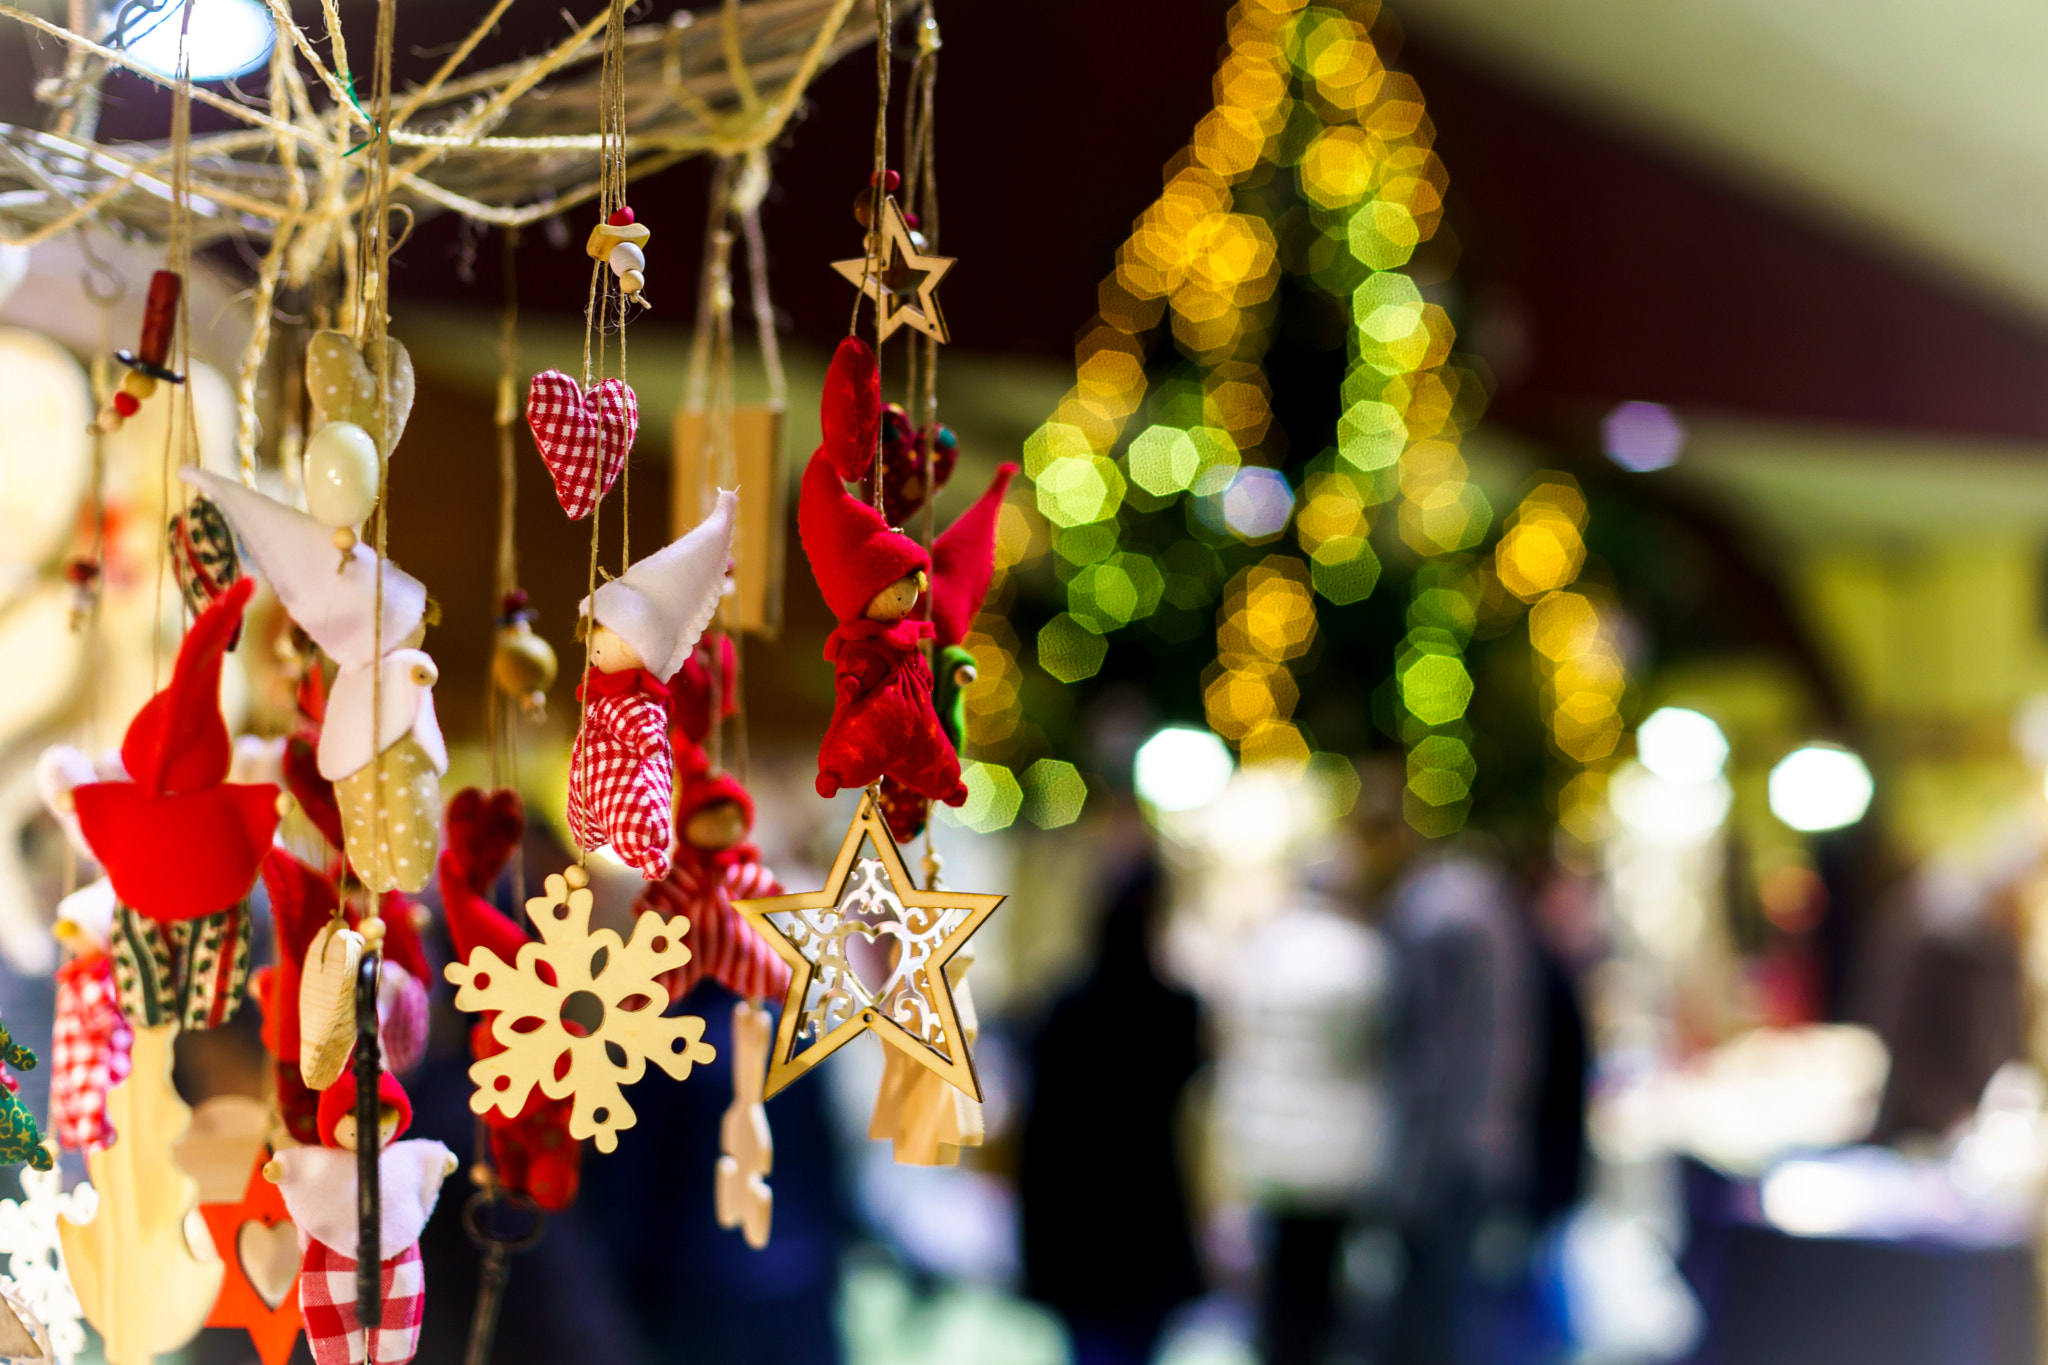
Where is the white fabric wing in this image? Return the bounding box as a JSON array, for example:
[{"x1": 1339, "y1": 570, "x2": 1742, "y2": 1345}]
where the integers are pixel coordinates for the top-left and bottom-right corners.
[
  {"x1": 272, "y1": 1140, "x2": 455, "y2": 1259},
  {"x1": 584, "y1": 488, "x2": 737, "y2": 680},
  {"x1": 182, "y1": 469, "x2": 426, "y2": 669},
  {"x1": 34, "y1": 745, "x2": 120, "y2": 858},
  {"x1": 317, "y1": 651, "x2": 445, "y2": 781}
]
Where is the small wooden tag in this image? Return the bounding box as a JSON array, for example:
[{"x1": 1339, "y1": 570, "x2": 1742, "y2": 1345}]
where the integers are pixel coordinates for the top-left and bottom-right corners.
[{"x1": 673, "y1": 406, "x2": 785, "y2": 638}]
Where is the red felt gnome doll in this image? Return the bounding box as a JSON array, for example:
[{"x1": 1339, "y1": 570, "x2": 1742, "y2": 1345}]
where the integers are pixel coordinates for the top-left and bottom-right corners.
[
  {"x1": 634, "y1": 746, "x2": 789, "y2": 1007},
  {"x1": 800, "y1": 338, "x2": 969, "y2": 808},
  {"x1": 568, "y1": 489, "x2": 737, "y2": 879},
  {"x1": 265, "y1": 1069, "x2": 455, "y2": 1365}
]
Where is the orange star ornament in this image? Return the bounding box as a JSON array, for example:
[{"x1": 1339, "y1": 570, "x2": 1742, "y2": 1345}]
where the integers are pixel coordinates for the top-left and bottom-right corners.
[{"x1": 199, "y1": 1152, "x2": 303, "y2": 1365}]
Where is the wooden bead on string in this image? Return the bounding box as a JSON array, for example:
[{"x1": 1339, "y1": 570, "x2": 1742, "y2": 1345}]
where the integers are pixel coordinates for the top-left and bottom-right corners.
[{"x1": 587, "y1": 207, "x2": 651, "y2": 296}]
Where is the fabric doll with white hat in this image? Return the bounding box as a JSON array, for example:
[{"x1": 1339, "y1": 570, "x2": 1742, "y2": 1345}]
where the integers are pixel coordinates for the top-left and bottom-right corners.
[
  {"x1": 33, "y1": 746, "x2": 133, "y2": 1153},
  {"x1": 567, "y1": 488, "x2": 737, "y2": 880},
  {"x1": 181, "y1": 469, "x2": 447, "y2": 895}
]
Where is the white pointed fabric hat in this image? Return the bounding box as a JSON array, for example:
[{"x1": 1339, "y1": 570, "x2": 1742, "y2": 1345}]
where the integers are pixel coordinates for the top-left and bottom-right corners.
[
  {"x1": 181, "y1": 468, "x2": 426, "y2": 669},
  {"x1": 582, "y1": 488, "x2": 737, "y2": 681}
]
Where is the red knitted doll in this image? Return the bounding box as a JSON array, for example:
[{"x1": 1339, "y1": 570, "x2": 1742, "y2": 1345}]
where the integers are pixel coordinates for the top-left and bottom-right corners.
[
  {"x1": 438, "y1": 787, "x2": 582, "y2": 1211},
  {"x1": 567, "y1": 490, "x2": 736, "y2": 880},
  {"x1": 633, "y1": 744, "x2": 789, "y2": 1007},
  {"x1": 800, "y1": 338, "x2": 968, "y2": 808},
  {"x1": 265, "y1": 1071, "x2": 454, "y2": 1365}
]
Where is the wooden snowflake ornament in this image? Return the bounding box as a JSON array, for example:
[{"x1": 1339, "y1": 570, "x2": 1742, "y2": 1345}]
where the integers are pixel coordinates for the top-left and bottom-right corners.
[
  {"x1": 737, "y1": 792, "x2": 1002, "y2": 1102},
  {"x1": 444, "y1": 865, "x2": 717, "y2": 1152}
]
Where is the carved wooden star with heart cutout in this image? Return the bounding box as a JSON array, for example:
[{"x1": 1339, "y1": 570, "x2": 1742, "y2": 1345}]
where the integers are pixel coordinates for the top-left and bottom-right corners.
[
  {"x1": 831, "y1": 195, "x2": 956, "y2": 344},
  {"x1": 198, "y1": 1152, "x2": 303, "y2": 1365},
  {"x1": 737, "y1": 791, "x2": 1001, "y2": 1101}
]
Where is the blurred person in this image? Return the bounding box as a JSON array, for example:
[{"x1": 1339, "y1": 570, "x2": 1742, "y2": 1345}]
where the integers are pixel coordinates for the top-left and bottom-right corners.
[
  {"x1": 1855, "y1": 856, "x2": 2025, "y2": 1145},
  {"x1": 1213, "y1": 835, "x2": 1396, "y2": 1365},
  {"x1": 1021, "y1": 859, "x2": 1205, "y2": 1365},
  {"x1": 1381, "y1": 842, "x2": 1540, "y2": 1365}
]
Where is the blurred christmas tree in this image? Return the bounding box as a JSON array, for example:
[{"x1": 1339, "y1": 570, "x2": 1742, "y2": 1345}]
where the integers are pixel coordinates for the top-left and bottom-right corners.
[{"x1": 962, "y1": 0, "x2": 1631, "y2": 846}]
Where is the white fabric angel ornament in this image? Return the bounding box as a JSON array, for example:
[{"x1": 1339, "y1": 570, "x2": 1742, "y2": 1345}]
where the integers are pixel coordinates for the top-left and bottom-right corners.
[
  {"x1": 568, "y1": 489, "x2": 736, "y2": 881},
  {"x1": 264, "y1": 1068, "x2": 454, "y2": 1365},
  {"x1": 183, "y1": 470, "x2": 447, "y2": 894}
]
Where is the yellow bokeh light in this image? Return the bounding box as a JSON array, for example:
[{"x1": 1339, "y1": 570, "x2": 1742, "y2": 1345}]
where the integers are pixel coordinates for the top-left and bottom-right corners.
[
  {"x1": 993, "y1": 501, "x2": 1046, "y2": 573},
  {"x1": 1529, "y1": 591, "x2": 1599, "y2": 661},
  {"x1": 1035, "y1": 454, "x2": 1126, "y2": 528},
  {"x1": 1219, "y1": 557, "x2": 1318, "y2": 663},
  {"x1": 1301, "y1": 126, "x2": 1375, "y2": 208},
  {"x1": 1338, "y1": 399, "x2": 1406, "y2": 470},
  {"x1": 1202, "y1": 658, "x2": 1299, "y2": 741},
  {"x1": 942, "y1": 760, "x2": 1023, "y2": 834},
  {"x1": 1496, "y1": 519, "x2": 1585, "y2": 601},
  {"x1": 1295, "y1": 470, "x2": 1372, "y2": 557},
  {"x1": 1240, "y1": 718, "x2": 1312, "y2": 772}
]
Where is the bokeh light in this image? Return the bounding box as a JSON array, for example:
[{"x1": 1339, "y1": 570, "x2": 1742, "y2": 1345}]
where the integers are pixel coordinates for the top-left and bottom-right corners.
[
  {"x1": 1038, "y1": 613, "x2": 1108, "y2": 683},
  {"x1": 1603, "y1": 401, "x2": 1686, "y2": 472},
  {"x1": 1135, "y1": 727, "x2": 1235, "y2": 812},
  {"x1": 1636, "y1": 707, "x2": 1730, "y2": 785},
  {"x1": 1768, "y1": 745, "x2": 1875, "y2": 832},
  {"x1": 1021, "y1": 758, "x2": 1088, "y2": 829}
]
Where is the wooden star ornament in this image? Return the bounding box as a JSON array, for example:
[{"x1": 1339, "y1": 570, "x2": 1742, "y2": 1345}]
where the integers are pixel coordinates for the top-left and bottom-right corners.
[
  {"x1": 737, "y1": 791, "x2": 1002, "y2": 1101},
  {"x1": 831, "y1": 196, "x2": 955, "y2": 344},
  {"x1": 198, "y1": 1152, "x2": 303, "y2": 1365}
]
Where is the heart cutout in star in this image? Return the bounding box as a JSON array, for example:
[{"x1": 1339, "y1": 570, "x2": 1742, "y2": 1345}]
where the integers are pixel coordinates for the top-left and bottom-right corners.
[
  {"x1": 839, "y1": 903, "x2": 912, "y2": 1006},
  {"x1": 237, "y1": 1218, "x2": 299, "y2": 1310},
  {"x1": 526, "y1": 371, "x2": 638, "y2": 520}
]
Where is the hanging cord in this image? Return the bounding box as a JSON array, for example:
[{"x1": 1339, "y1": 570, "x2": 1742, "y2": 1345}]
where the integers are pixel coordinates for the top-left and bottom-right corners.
[
  {"x1": 852, "y1": 0, "x2": 893, "y2": 514},
  {"x1": 149, "y1": 0, "x2": 196, "y2": 691},
  {"x1": 487, "y1": 227, "x2": 521, "y2": 790},
  {"x1": 571, "y1": 0, "x2": 631, "y2": 871}
]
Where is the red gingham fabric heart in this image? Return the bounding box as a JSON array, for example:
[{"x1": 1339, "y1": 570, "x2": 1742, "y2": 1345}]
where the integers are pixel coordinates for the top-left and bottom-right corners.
[{"x1": 526, "y1": 371, "x2": 637, "y2": 519}]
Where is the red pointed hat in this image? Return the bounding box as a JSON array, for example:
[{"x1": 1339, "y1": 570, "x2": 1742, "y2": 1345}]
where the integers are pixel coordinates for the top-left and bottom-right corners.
[
  {"x1": 318, "y1": 1066, "x2": 412, "y2": 1147},
  {"x1": 673, "y1": 740, "x2": 754, "y2": 831},
  {"x1": 930, "y1": 462, "x2": 1019, "y2": 649},
  {"x1": 73, "y1": 577, "x2": 281, "y2": 922},
  {"x1": 800, "y1": 338, "x2": 930, "y2": 622}
]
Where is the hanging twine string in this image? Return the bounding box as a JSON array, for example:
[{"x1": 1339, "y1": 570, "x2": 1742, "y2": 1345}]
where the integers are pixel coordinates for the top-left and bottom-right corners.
[
  {"x1": 907, "y1": 5, "x2": 943, "y2": 875},
  {"x1": 488, "y1": 226, "x2": 521, "y2": 790},
  {"x1": 572, "y1": 0, "x2": 633, "y2": 871},
  {"x1": 852, "y1": 0, "x2": 892, "y2": 514}
]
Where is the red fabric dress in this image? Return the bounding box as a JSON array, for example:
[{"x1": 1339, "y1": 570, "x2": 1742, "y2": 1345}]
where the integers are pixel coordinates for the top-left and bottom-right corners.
[
  {"x1": 816, "y1": 618, "x2": 968, "y2": 805},
  {"x1": 51, "y1": 953, "x2": 131, "y2": 1152},
  {"x1": 567, "y1": 668, "x2": 674, "y2": 880},
  {"x1": 636, "y1": 846, "x2": 789, "y2": 1005}
]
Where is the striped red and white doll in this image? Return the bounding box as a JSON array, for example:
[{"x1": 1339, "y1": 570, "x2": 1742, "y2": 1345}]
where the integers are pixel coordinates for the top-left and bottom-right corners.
[
  {"x1": 633, "y1": 744, "x2": 789, "y2": 1008},
  {"x1": 567, "y1": 490, "x2": 737, "y2": 880},
  {"x1": 265, "y1": 1070, "x2": 455, "y2": 1365}
]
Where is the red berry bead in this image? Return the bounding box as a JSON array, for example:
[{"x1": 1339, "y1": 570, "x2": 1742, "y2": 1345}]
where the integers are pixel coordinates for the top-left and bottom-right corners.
[
  {"x1": 112, "y1": 391, "x2": 140, "y2": 417},
  {"x1": 869, "y1": 169, "x2": 901, "y2": 192},
  {"x1": 608, "y1": 206, "x2": 636, "y2": 227},
  {"x1": 64, "y1": 557, "x2": 100, "y2": 588}
]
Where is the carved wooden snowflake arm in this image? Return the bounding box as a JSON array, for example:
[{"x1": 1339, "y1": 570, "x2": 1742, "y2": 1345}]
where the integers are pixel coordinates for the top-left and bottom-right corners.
[{"x1": 443, "y1": 867, "x2": 717, "y2": 1153}]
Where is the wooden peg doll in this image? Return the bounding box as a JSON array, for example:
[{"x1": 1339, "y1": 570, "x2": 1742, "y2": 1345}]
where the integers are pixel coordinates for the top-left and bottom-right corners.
[
  {"x1": 567, "y1": 490, "x2": 736, "y2": 880},
  {"x1": 264, "y1": 1070, "x2": 455, "y2": 1365},
  {"x1": 798, "y1": 338, "x2": 968, "y2": 809}
]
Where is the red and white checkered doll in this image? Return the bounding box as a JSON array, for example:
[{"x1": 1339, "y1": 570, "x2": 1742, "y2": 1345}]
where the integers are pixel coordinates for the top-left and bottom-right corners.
[
  {"x1": 265, "y1": 1069, "x2": 454, "y2": 1365},
  {"x1": 50, "y1": 879, "x2": 132, "y2": 1154},
  {"x1": 633, "y1": 743, "x2": 790, "y2": 1007},
  {"x1": 34, "y1": 745, "x2": 134, "y2": 1153},
  {"x1": 567, "y1": 488, "x2": 736, "y2": 880}
]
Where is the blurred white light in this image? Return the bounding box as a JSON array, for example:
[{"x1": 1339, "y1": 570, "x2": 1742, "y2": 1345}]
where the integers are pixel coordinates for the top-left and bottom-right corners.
[
  {"x1": 1134, "y1": 727, "x2": 1234, "y2": 813},
  {"x1": 1636, "y1": 706, "x2": 1729, "y2": 785},
  {"x1": 1768, "y1": 744, "x2": 1873, "y2": 832},
  {"x1": 1761, "y1": 1159, "x2": 1869, "y2": 1237},
  {"x1": 1609, "y1": 761, "x2": 1731, "y2": 846},
  {"x1": 1602, "y1": 401, "x2": 1685, "y2": 472},
  {"x1": 122, "y1": 0, "x2": 276, "y2": 81},
  {"x1": 1219, "y1": 467, "x2": 1294, "y2": 542}
]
